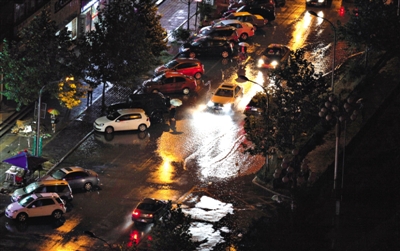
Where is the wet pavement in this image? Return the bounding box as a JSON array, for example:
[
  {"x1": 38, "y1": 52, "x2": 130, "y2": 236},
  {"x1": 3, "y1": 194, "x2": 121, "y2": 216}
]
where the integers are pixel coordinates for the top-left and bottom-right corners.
[{"x1": 0, "y1": 1, "x2": 399, "y2": 250}]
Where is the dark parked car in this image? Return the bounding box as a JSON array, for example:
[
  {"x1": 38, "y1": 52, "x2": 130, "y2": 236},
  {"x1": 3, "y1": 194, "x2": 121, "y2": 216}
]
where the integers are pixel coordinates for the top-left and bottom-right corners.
[
  {"x1": 132, "y1": 198, "x2": 169, "y2": 224},
  {"x1": 41, "y1": 166, "x2": 100, "y2": 191},
  {"x1": 179, "y1": 37, "x2": 234, "y2": 59},
  {"x1": 106, "y1": 93, "x2": 169, "y2": 124},
  {"x1": 193, "y1": 25, "x2": 239, "y2": 43},
  {"x1": 244, "y1": 93, "x2": 268, "y2": 116}
]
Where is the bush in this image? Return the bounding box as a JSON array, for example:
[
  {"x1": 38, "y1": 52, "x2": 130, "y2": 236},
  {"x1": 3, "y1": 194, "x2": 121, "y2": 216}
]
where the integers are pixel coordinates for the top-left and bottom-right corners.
[{"x1": 171, "y1": 28, "x2": 191, "y2": 42}]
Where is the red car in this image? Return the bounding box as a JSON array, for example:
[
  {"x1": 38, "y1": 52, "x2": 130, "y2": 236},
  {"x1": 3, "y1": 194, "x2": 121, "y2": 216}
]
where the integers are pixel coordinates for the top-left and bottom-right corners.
[
  {"x1": 143, "y1": 72, "x2": 198, "y2": 95},
  {"x1": 154, "y1": 58, "x2": 204, "y2": 79}
]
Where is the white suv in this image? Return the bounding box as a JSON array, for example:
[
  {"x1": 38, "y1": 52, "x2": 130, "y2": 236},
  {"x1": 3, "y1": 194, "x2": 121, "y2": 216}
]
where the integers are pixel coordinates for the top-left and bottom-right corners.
[
  {"x1": 5, "y1": 193, "x2": 67, "y2": 222},
  {"x1": 94, "y1": 108, "x2": 151, "y2": 134}
]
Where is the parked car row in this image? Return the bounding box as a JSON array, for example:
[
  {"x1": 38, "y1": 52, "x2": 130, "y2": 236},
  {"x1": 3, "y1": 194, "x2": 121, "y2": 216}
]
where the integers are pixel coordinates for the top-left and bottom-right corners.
[{"x1": 6, "y1": 166, "x2": 100, "y2": 222}]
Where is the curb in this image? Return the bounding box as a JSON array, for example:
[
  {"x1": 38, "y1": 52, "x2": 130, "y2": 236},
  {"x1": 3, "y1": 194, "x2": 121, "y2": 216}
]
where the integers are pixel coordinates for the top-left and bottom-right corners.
[{"x1": 251, "y1": 176, "x2": 291, "y2": 200}]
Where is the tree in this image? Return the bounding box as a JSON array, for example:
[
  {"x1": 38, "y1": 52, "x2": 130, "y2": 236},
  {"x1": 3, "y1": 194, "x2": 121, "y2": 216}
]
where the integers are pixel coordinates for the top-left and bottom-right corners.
[
  {"x1": 80, "y1": 0, "x2": 168, "y2": 108},
  {"x1": 338, "y1": 0, "x2": 400, "y2": 66},
  {"x1": 242, "y1": 49, "x2": 329, "y2": 180},
  {"x1": 151, "y1": 202, "x2": 200, "y2": 251},
  {"x1": 0, "y1": 10, "x2": 83, "y2": 110}
]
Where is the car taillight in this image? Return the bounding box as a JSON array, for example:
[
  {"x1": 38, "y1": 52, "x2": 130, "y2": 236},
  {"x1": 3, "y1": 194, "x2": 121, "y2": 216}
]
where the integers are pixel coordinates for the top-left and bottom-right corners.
[
  {"x1": 132, "y1": 210, "x2": 140, "y2": 216},
  {"x1": 339, "y1": 6, "x2": 345, "y2": 17}
]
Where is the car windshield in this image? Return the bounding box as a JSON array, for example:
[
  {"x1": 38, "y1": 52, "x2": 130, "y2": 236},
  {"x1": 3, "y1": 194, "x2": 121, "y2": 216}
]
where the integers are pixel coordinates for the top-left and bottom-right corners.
[
  {"x1": 264, "y1": 48, "x2": 282, "y2": 58},
  {"x1": 213, "y1": 22, "x2": 227, "y2": 28},
  {"x1": 24, "y1": 182, "x2": 39, "y2": 193},
  {"x1": 51, "y1": 169, "x2": 67, "y2": 180},
  {"x1": 215, "y1": 89, "x2": 234, "y2": 97},
  {"x1": 152, "y1": 74, "x2": 164, "y2": 82},
  {"x1": 200, "y1": 28, "x2": 212, "y2": 36},
  {"x1": 19, "y1": 196, "x2": 35, "y2": 207},
  {"x1": 164, "y1": 60, "x2": 179, "y2": 68},
  {"x1": 106, "y1": 111, "x2": 121, "y2": 120}
]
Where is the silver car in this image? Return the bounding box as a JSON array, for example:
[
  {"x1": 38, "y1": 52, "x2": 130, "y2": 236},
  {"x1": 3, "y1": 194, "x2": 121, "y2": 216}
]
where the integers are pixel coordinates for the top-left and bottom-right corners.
[{"x1": 41, "y1": 166, "x2": 100, "y2": 191}]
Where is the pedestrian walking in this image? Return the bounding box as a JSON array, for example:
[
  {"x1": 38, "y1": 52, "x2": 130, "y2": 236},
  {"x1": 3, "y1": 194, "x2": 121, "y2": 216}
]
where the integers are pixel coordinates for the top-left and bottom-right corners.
[
  {"x1": 50, "y1": 114, "x2": 58, "y2": 133},
  {"x1": 87, "y1": 85, "x2": 93, "y2": 106}
]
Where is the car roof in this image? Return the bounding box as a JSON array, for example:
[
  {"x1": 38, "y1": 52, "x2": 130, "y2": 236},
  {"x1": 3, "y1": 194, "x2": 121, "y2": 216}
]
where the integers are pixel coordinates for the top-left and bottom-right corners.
[
  {"x1": 230, "y1": 11, "x2": 253, "y2": 17},
  {"x1": 116, "y1": 108, "x2": 147, "y2": 114},
  {"x1": 217, "y1": 83, "x2": 239, "y2": 90},
  {"x1": 196, "y1": 36, "x2": 230, "y2": 42},
  {"x1": 141, "y1": 198, "x2": 164, "y2": 204},
  {"x1": 129, "y1": 92, "x2": 166, "y2": 100},
  {"x1": 61, "y1": 166, "x2": 85, "y2": 174},
  {"x1": 208, "y1": 25, "x2": 237, "y2": 31},
  {"x1": 173, "y1": 58, "x2": 201, "y2": 63},
  {"x1": 218, "y1": 19, "x2": 244, "y2": 25},
  {"x1": 163, "y1": 71, "x2": 192, "y2": 78},
  {"x1": 31, "y1": 192, "x2": 60, "y2": 199},
  {"x1": 34, "y1": 180, "x2": 69, "y2": 186},
  {"x1": 267, "y1": 43, "x2": 288, "y2": 49}
]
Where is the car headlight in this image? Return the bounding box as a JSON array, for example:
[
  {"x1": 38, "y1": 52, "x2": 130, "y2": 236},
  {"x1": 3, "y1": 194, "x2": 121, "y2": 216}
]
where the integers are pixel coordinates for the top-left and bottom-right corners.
[
  {"x1": 207, "y1": 101, "x2": 214, "y2": 107},
  {"x1": 257, "y1": 58, "x2": 264, "y2": 68},
  {"x1": 271, "y1": 60, "x2": 278, "y2": 68},
  {"x1": 222, "y1": 104, "x2": 232, "y2": 112},
  {"x1": 97, "y1": 123, "x2": 104, "y2": 127}
]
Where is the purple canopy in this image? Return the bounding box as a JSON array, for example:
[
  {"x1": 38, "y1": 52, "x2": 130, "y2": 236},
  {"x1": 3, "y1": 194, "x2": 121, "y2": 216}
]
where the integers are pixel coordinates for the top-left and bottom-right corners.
[{"x1": 2, "y1": 151, "x2": 48, "y2": 170}]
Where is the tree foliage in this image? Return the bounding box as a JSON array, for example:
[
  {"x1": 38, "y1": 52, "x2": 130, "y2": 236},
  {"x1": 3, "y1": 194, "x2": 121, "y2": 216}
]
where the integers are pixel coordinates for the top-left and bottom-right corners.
[
  {"x1": 151, "y1": 202, "x2": 200, "y2": 251},
  {"x1": 0, "y1": 10, "x2": 82, "y2": 110},
  {"x1": 243, "y1": 49, "x2": 329, "y2": 158},
  {"x1": 338, "y1": 0, "x2": 400, "y2": 54},
  {"x1": 80, "y1": 0, "x2": 168, "y2": 107}
]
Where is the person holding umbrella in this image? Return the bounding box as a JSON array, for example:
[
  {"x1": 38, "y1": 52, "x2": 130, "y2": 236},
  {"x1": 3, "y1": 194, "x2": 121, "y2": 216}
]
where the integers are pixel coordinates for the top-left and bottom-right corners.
[
  {"x1": 48, "y1": 108, "x2": 60, "y2": 133},
  {"x1": 169, "y1": 99, "x2": 182, "y2": 131}
]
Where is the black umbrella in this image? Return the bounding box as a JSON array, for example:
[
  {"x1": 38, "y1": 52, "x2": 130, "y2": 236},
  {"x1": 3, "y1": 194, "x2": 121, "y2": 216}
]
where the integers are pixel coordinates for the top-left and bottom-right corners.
[{"x1": 2, "y1": 151, "x2": 48, "y2": 171}]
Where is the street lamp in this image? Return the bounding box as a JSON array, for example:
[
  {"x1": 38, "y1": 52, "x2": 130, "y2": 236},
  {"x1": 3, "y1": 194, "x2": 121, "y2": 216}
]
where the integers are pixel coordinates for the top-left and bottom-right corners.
[
  {"x1": 239, "y1": 75, "x2": 271, "y2": 179},
  {"x1": 35, "y1": 79, "x2": 65, "y2": 157},
  {"x1": 308, "y1": 11, "x2": 336, "y2": 93},
  {"x1": 318, "y1": 95, "x2": 360, "y2": 215}
]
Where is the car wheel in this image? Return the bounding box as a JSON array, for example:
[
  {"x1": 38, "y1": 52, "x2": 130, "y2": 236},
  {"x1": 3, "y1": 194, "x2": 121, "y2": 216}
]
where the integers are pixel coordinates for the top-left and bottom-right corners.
[
  {"x1": 105, "y1": 126, "x2": 114, "y2": 134},
  {"x1": 183, "y1": 87, "x2": 190, "y2": 95},
  {"x1": 84, "y1": 182, "x2": 93, "y2": 191},
  {"x1": 138, "y1": 124, "x2": 147, "y2": 132},
  {"x1": 52, "y1": 210, "x2": 63, "y2": 220},
  {"x1": 194, "y1": 72, "x2": 202, "y2": 79},
  {"x1": 221, "y1": 50, "x2": 230, "y2": 58},
  {"x1": 17, "y1": 213, "x2": 28, "y2": 222},
  {"x1": 240, "y1": 33, "x2": 248, "y2": 41},
  {"x1": 189, "y1": 52, "x2": 196, "y2": 58}
]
